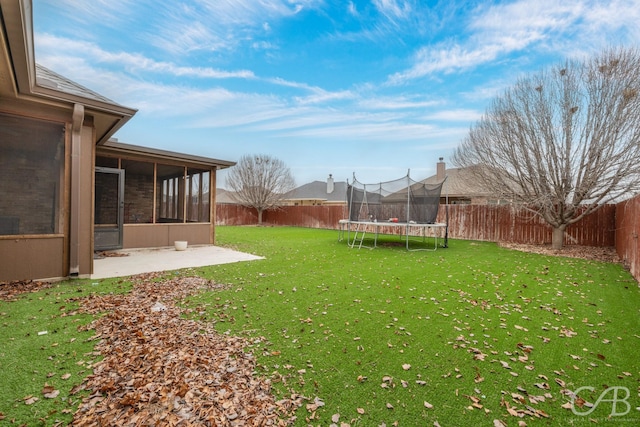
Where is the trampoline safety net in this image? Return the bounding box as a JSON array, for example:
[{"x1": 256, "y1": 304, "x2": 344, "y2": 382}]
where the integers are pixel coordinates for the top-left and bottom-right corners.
[{"x1": 347, "y1": 173, "x2": 445, "y2": 224}]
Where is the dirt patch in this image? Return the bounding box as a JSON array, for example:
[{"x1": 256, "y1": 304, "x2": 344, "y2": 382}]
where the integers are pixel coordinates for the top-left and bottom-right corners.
[{"x1": 498, "y1": 243, "x2": 621, "y2": 264}]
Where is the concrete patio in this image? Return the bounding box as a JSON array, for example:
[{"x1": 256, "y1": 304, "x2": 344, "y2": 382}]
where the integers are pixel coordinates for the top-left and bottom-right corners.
[{"x1": 91, "y1": 245, "x2": 264, "y2": 279}]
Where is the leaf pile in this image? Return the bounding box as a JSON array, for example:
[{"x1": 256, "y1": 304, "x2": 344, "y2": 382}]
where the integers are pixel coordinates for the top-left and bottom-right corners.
[
  {"x1": 498, "y1": 243, "x2": 621, "y2": 264},
  {"x1": 72, "y1": 274, "x2": 302, "y2": 426},
  {"x1": 0, "y1": 280, "x2": 53, "y2": 301}
]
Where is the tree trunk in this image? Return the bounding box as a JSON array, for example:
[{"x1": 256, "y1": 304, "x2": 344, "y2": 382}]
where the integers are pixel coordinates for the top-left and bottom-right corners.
[
  {"x1": 551, "y1": 225, "x2": 566, "y2": 249},
  {"x1": 257, "y1": 209, "x2": 263, "y2": 225}
]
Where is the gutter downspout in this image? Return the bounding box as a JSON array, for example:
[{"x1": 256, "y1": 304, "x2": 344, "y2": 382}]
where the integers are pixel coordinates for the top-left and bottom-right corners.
[{"x1": 69, "y1": 103, "x2": 84, "y2": 277}]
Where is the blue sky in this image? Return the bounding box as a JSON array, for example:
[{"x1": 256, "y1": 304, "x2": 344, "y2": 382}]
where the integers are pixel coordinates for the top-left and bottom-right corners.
[{"x1": 33, "y1": 0, "x2": 640, "y2": 187}]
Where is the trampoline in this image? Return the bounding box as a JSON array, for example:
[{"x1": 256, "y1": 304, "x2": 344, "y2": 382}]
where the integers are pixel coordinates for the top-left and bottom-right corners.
[{"x1": 339, "y1": 172, "x2": 448, "y2": 251}]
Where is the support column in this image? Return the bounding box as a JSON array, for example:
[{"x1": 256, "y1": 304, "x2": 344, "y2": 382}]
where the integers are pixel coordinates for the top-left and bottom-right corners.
[{"x1": 69, "y1": 104, "x2": 84, "y2": 276}]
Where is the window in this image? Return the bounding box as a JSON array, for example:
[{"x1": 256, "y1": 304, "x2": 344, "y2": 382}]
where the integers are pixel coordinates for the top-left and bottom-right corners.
[
  {"x1": 157, "y1": 166, "x2": 210, "y2": 223},
  {"x1": 157, "y1": 164, "x2": 184, "y2": 222},
  {"x1": 186, "y1": 169, "x2": 210, "y2": 222},
  {"x1": 0, "y1": 113, "x2": 65, "y2": 235}
]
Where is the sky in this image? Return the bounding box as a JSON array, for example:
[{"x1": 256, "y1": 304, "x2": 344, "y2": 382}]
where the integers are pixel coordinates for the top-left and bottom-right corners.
[{"x1": 32, "y1": 0, "x2": 640, "y2": 188}]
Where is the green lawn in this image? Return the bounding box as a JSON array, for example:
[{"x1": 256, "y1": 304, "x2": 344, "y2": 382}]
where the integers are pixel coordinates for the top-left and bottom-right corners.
[{"x1": 1, "y1": 226, "x2": 639, "y2": 426}]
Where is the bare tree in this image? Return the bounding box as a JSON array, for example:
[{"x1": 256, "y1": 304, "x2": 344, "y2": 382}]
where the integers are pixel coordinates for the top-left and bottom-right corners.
[
  {"x1": 453, "y1": 47, "x2": 640, "y2": 249},
  {"x1": 225, "y1": 154, "x2": 296, "y2": 224}
]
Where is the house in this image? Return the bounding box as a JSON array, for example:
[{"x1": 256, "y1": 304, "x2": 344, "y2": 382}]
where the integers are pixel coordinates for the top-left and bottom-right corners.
[
  {"x1": 0, "y1": 0, "x2": 234, "y2": 282},
  {"x1": 421, "y1": 158, "x2": 503, "y2": 204},
  {"x1": 283, "y1": 174, "x2": 348, "y2": 206}
]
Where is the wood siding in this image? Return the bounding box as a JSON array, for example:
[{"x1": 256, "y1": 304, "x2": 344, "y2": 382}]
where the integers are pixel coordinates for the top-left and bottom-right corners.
[
  {"x1": 0, "y1": 236, "x2": 65, "y2": 281},
  {"x1": 123, "y1": 223, "x2": 212, "y2": 249}
]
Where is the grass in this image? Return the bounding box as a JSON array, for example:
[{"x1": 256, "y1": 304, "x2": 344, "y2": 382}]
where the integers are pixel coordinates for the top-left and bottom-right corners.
[
  {"x1": 188, "y1": 226, "x2": 640, "y2": 426},
  {"x1": 0, "y1": 278, "x2": 132, "y2": 426},
  {"x1": 1, "y1": 226, "x2": 639, "y2": 426}
]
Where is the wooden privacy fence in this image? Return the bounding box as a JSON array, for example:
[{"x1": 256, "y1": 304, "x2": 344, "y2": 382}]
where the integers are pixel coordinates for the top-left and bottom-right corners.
[
  {"x1": 441, "y1": 204, "x2": 616, "y2": 247},
  {"x1": 216, "y1": 203, "x2": 616, "y2": 247},
  {"x1": 615, "y1": 197, "x2": 640, "y2": 281},
  {"x1": 216, "y1": 199, "x2": 639, "y2": 282}
]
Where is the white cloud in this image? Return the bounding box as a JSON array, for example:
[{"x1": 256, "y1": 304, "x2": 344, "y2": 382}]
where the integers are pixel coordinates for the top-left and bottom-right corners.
[
  {"x1": 149, "y1": 0, "x2": 325, "y2": 54},
  {"x1": 294, "y1": 89, "x2": 356, "y2": 105},
  {"x1": 424, "y1": 109, "x2": 482, "y2": 122},
  {"x1": 36, "y1": 34, "x2": 255, "y2": 79},
  {"x1": 359, "y1": 96, "x2": 439, "y2": 110},
  {"x1": 373, "y1": 0, "x2": 412, "y2": 21},
  {"x1": 388, "y1": 43, "x2": 504, "y2": 84},
  {"x1": 347, "y1": 2, "x2": 358, "y2": 17},
  {"x1": 37, "y1": 0, "x2": 139, "y2": 26},
  {"x1": 386, "y1": 0, "x2": 640, "y2": 85}
]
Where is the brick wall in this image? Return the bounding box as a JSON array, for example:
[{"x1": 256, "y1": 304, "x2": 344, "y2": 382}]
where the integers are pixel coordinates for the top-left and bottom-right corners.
[{"x1": 125, "y1": 172, "x2": 154, "y2": 223}]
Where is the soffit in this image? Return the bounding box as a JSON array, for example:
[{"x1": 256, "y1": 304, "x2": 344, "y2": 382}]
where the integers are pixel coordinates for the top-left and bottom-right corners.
[{"x1": 97, "y1": 140, "x2": 236, "y2": 170}]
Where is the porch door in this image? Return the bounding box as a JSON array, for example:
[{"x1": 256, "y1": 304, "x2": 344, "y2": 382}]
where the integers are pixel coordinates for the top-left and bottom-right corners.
[{"x1": 94, "y1": 167, "x2": 124, "y2": 251}]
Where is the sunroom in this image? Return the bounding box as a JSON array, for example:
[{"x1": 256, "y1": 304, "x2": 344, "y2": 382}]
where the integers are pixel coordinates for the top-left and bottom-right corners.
[{"x1": 94, "y1": 140, "x2": 234, "y2": 251}]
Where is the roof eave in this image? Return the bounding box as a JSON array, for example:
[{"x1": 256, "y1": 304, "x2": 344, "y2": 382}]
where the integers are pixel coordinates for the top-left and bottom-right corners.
[
  {"x1": 99, "y1": 140, "x2": 236, "y2": 169},
  {"x1": 1, "y1": 0, "x2": 34, "y2": 96},
  {"x1": 1, "y1": 0, "x2": 136, "y2": 142}
]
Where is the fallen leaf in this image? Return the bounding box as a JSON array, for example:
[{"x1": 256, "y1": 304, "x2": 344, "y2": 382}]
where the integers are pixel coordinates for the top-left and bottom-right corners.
[
  {"x1": 424, "y1": 401, "x2": 433, "y2": 409},
  {"x1": 356, "y1": 407, "x2": 365, "y2": 415},
  {"x1": 402, "y1": 363, "x2": 411, "y2": 370},
  {"x1": 386, "y1": 402, "x2": 394, "y2": 409},
  {"x1": 512, "y1": 393, "x2": 526, "y2": 403},
  {"x1": 43, "y1": 389, "x2": 60, "y2": 399},
  {"x1": 331, "y1": 413, "x2": 340, "y2": 423},
  {"x1": 24, "y1": 396, "x2": 38, "y2": 405}
]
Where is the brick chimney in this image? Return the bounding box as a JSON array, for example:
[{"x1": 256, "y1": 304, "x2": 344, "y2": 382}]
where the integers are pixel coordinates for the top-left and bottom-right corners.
[
  {"x1": 327, "y1": 174, "x2": 334, "y2": 194},
  {"x1": 436, "y1": 157, "x2": 446, "y2": 181}
]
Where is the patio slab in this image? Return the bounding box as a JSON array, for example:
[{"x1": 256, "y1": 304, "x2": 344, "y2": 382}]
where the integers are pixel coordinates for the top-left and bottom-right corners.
[{"x1": 91, "y1": 245, "x2": 264, "y2": 279}]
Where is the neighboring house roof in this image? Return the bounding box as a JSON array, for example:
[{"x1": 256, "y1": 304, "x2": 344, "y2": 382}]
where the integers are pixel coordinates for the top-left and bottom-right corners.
[
  {"x1": 216, "y1": 189, "x2": 236, "y2": 204},
  {"x1": 421, "y1": 164, "x2": 491, "y2": 199},
  {"x1": 285, "y1": 180, "x2": 348, "y2": 203}
]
